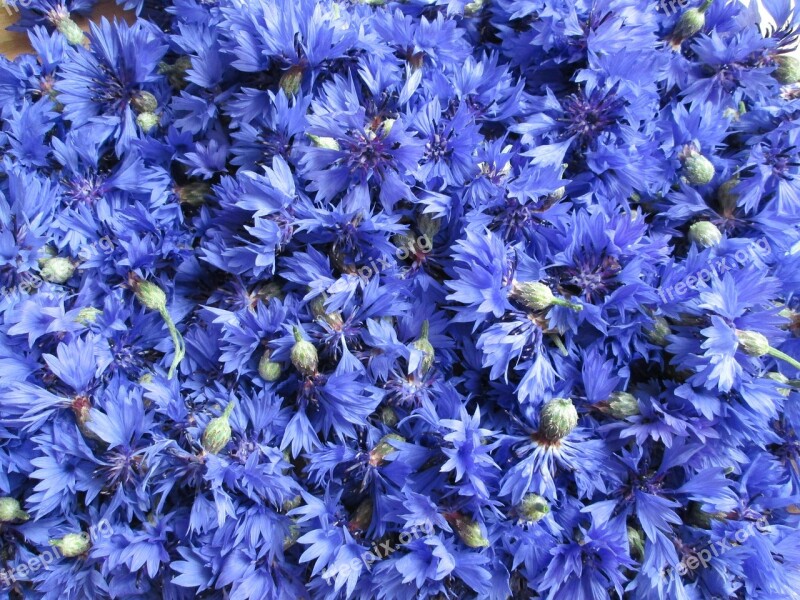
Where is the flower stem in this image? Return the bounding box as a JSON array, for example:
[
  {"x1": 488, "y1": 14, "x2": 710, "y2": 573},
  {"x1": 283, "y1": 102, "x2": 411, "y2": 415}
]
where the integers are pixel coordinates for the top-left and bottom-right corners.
[
  {"x1": 552, "y1": 297, "x2": 583, "y2": 311},
  {"x1": 767, "y1": 347, "x2": 800, "y2": 372},
  {"x1": 160, "y1": 308, "x2": 185, "y2": 379}
]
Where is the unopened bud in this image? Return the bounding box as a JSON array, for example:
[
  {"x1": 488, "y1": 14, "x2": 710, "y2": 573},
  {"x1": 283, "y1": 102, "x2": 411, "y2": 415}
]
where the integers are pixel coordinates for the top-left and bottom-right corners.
[
  {"x1": 0, "y1": 497, "x2": 29, "y2": 523},
  {"x1": 464, "y1": 0, "x2": 484, "y2": 15},
  {"x1": 131, "y1": 91, "x2": 158, "y2": 114},
  {"x1": 283, "y1": 522, "x2": 300, "y2": 550},
  {"x1": 512, "y1": 281, "x2": 582, "y2": 311},
  {"x1": 717, "y1": 178, "x2": 739, "y2": 214},
  {"x1": 282, "y1": 495, "x2": 302, "y2": 512},
  {"x1": 628, "y1": 527, "x2": 644, "y2": 561},
  {"x1": 258, "y1": 350, "x2": 282, "y2": 382},
  {"x1": 158, "y1": 56, "x2": 192, "y2": 90},
  {"x1": 736, "y1": 330, "x2": 769, "y2": 357},
  {"x1": 765, "y1": 372, "x2": 791, "y2": 397},
  {"x1": 176, "y1": 182, "x2": 210, "y2": 206},
  {"x1": 608, "y1": 391, "x2": 639, "y2": 419},
  {"x1": 136, "y1": 112, "x2": 159, "y2": 133},
  {"x1": 348, "y1": 498, "x2": 373, "y2": 533},
  {"x1": 291, "y1": 327, "x2": 318, "y2": 376},
  {"x1": 688, "y1": 221, "x2": 722, "y2": 248},
  {"x1": 368, "y1": 434, "x2": 404, "y2": 467},
  {"x1": 538, "y1": 398, "x2": 578, "y2": 443},
  {"x1": 308, "y1": 134, "x2": 340, "y2": 151},
  {"x1": 280, "y1": 66, "x2": 304, "y2": 96},
  {"x1": 310, "y1": 294, "x2": 344, "y2": 329},
  {"x1": 647, "y1": 316, "x2": 671, "y2": 345},
  {"x1": 448, "y1": 513, "x2": 489, "y2": 548},
  {"x1": 56, "y1": 16, "x2": 86, "y2": 46},
  {"x1": 201, "y1": 401, "x2": 235, "y2": 454},
  {"x1": 773, "y1": 55, "x2": 800, "y2": 85},
  {"x1": 50, "y1": 532, "x2": 90, "y2": 557},
  {"x1": 517, "y1": 494, "x2": 549, "y2": 523},
  {"x1": 40, "y1": 257, "x2": 75, "y2": 284},
  {"x1": 682, "y1": 150, "x2": 715, "y2": 185},
  {"x1": 670, "y1": 0, "x2": 712, "y2": 46},
  {"x1": 75, "y1": 307, "x2": 102, "y2": 325},
  {"x1": 379, "y1": 405, "x2": 398, "y2": 427},
  {"x1": 130, "y1": 276, "x2": 167, "y2": 312},
  {"x1": 412, "y1": 320, "x2": 435, "y2": 374}
]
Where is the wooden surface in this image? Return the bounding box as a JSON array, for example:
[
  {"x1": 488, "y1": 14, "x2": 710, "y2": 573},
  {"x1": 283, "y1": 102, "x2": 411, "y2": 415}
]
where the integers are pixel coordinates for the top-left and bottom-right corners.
[{"x1": 0, "y1": 1, "x2": 131, "y2": 59}]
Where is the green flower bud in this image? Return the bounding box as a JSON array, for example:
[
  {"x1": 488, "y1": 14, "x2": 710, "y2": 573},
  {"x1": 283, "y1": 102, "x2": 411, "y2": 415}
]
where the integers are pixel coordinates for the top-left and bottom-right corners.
[
  {"x1": 283, "y1": 522, "x2": 300, "y2": 550},
  {"x1": 628, "y1": 527, "x2": 644, "y2": 561},
  {"x1": 647, "y1": 316, "x2": 671, "y2": 345},
  {"x1": 412, "y1": 320, "x2": 435, "y2": 374},
  {"x1": 464, "y1": 0, "x2": 484, "y2": 16},
  {"x1": 74, "y1": 306, "x2": 102, "y2": 325},
  {"x1": 538, "y1": 398, "x2": 578, "y2": 443},
  {"x1": 717, "y1": 178, "x2": 739, "y2": 214},
  {"x1": 448, "y1": 513, "x2": 489, "y2": 548},
  {"x1": 547, "y1": 186, "x2": 567, "y2": 203},
  {"x1": 50, "y1": 532, "x2": 91, "y2": 557},
  {"x1": 176, "y1": 182, "x2": 210, "y2": 206},
  {"x1": 291, "y1": 327, "x2": 318, "y2": 376},
  {"x1": 735, "y1": 329, "x2": 770, "y2": 357},
  {"x1": 128, "y1": 274, "x2": 185, "y2": 379},
  {"x1": 687, "y1": 501, "x2": 726, "y2": 529},
  {"x1": 380, "y1": 118, "x2": 396, "y2": 136},
  {"x1": 765, "y1": 372, "x2": 791, "y2": 397},
  {"x1": 670, "y1": 0, "x2": 712, "y2": 45},
  {"x1": 608, "y1": 391, "x2": 640, "y2": 419},
  {"x1": 379, "y1": 405, "x2": 398, "y2": 427},
  {"x1": 282, "y1": 495, "x2": 302, "y2": 512},
  {"x1": 417, "y1": 213, "x2": 441, "y2": 239},
  {"x1": 254, "y1": 281, "x2": 284, "y2": 303},
  {"x1": 258, "y1": 350, "x2": 282, "y2": 382},
  {"x1": 517, "y1": 494, "x2": 550, "y2": 523},
  {"x1": 773, "y1": 55, "x2": 800, "y2": 85},
  {"x1": 130, "y1": 276, "x2": 167, "y2": 312},
  {"x1": 56, "y1": 15, "x2": 86, "y2": 46},
  {"x1": 368, "y1": 434, "x2": 405, "y2": 467},
  {"x1": 688, "y1": 221, "x2": 722, "y2": 248},
  {"x1": 158, "y1": 56, "x2": 192, "y2": 90},
  {"x1": 682, "y1": 150, "x2": 715, "y2": 185},
  {"x1": 307, "y1": 134, "x2": 340, "y2": 151},
  {"x1": 280, "y1": 66, "x2": 304, "y2": 96},
  {"x1": 512, "y1": 281, "x2": 582, "y2": 311},
  {"x1": 348, "y1": 498, "x2": 373, "y2": 533},
  {"x1": 136, "y1": 112, "x2": 159, "y2": 133},
  {"x1": 131, "y1": 91, "x2": 158, "y2": 114},
  {"x1": 309, "y1": 294, "x2": 344, "y2": 329},
  {"x1": 0, "y1": 497, "x2": 29, "y2": 523},
  {"x1": 40, "y1": 257, "x2": 75, "y2": 284},
  {"x1": 201, "y1": 401, "x2": 236, "y2": 454}
]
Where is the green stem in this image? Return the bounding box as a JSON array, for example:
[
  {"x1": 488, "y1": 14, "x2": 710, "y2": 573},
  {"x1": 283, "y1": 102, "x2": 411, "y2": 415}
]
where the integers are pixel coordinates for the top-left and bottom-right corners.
[
  {"x1": 160, "y1": 308, "x2": 185, "y2": 379},
  {"x1": 552, "y1": 297, "x2": 583, "y2": 311},
  {"x1": 420, "y1": 320, "x2": 429, "y2": 340},
  {"x1": 222, "y1": 401, "x2": 236, "y2": 419},
  {"x1": 548, "y1": 333, "x2": 568, "y2": 356},
  {"x1": 767, "y1": 347, "x2": 800, "y2": 372},
  {"x1": 699, "y1": 0, "x2": 713, "y2": 13}
]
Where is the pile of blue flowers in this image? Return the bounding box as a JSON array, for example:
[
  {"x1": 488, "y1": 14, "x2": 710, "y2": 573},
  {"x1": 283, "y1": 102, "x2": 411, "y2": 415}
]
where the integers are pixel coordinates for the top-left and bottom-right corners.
[{"x1": 1, "y1": 0, "x2": 800, "y2": 597}]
